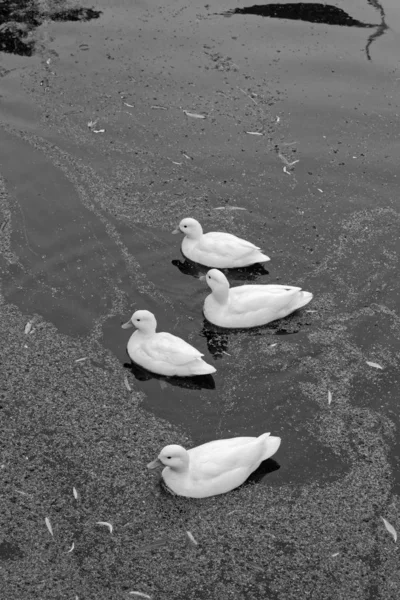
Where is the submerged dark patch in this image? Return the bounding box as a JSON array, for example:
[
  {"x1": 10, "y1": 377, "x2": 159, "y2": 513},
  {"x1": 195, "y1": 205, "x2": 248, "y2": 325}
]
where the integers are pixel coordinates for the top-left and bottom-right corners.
[
  {"x1": 223, "y1": 3, "x2": 377, "y2": 28},
  {"x1": 0, "y1": 0, "x2": 101, "y2": 56},
  {"x1": 0, "y1": 540, "x2": 24, "y2": 560}
]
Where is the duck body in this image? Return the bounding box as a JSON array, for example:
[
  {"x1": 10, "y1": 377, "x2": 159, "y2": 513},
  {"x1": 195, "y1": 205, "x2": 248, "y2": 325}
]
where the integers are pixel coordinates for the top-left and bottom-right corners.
[
  {"x1": 173, "y1": 218, "x2": 270, "y2": 268},
  {"x1": 148, "y1": 433, "x2": 281, "y2": 498},
  {"x1": 122, "y1": 310, "x2": 216, "y2": 377},
  {"x1": 203, "y1": 269, "x2": 313, "y2": 328}
]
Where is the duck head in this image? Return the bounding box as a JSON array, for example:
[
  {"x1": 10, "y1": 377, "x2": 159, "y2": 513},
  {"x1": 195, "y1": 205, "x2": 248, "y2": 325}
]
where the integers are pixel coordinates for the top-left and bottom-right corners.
[
  {"x1": 172, "y1": 218, "x2": 203, "y2": 238},
  {"x1": 202, "y1": 269, "x2": 230, "y2": 303},
  {"x1": 121, "y1": 309, "x2": 157, "y2": 334},
  {"x1": 147, "y1": 444, "x2": 189, "y2": 471}
]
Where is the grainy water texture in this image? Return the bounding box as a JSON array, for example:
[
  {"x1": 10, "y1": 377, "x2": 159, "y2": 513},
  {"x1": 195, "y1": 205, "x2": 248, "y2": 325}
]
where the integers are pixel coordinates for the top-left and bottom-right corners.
[{"x1": 0, "y1": 0, "x2": 399, "y2": 598}]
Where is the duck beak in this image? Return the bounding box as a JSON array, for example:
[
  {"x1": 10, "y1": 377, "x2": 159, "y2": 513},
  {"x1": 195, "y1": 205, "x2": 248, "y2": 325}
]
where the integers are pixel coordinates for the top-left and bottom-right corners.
[
  {"x1": 172, "y1": 227, "x2": 181, "y2": 234},
  {"x1": 121, "y1": 320, "x2": 133, "y2": 329},
  {"x1": 147, "y1": 457, "x2": 163, "y2": 469}
]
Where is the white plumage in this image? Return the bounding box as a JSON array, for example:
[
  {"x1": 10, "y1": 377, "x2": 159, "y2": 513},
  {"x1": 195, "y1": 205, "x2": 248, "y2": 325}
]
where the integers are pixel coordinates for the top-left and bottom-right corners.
[
  {"x1": 173, "y1": 218, "x2": 270, "y2": 268},
  {"x1": 122, "y1": 310, "x2": 216, "y2": 376},
  {"x1": 147, "y1": 433, "x2": 281, "y2": 498},
  {"x1": 203, "y1": 269, "x2": 313, "y2": 328}
]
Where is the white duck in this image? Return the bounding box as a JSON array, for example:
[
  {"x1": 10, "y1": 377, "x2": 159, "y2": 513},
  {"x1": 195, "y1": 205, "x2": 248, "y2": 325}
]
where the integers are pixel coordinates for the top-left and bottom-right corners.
[
  {"x1": 203, "y1": 269, "x2": 313, "y2": 328},
  {"x1": 121, "y1": 310, "x2": 216, "y2": 376},
  {"x1": 172, "y1": 218, "x2": 270, "y2": 268},
  {"x1": 147, "y1": 433, "x2": 281, "y2": 498}
]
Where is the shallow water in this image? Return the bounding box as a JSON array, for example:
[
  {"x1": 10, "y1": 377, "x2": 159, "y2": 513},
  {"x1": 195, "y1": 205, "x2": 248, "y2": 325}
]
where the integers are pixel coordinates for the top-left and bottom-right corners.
[{"x1": 0, "y1": 0, "x2": 399, "y2": 492}]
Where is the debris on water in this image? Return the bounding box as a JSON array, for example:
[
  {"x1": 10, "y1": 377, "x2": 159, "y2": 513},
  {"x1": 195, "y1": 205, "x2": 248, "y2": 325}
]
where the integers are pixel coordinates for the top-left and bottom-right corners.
[
  {"x1": 269, "y1": 343, "x2": 277, "y2": 348},
  {"x1": 331, "y1": 552, "x2": 340, "y2": 557},
  {"x1": 183, "y1": 110, "x2": 206, "y2": 119},
  {"x1": 67, "y1": 542, "x2": 75, "y2": 553},
  {"x1": 278, "y1": 153, "x2": 299, "y2": 168},
  {"x1": 182, "y1": 153, "x2": 193, "y2": 160},
  {"x1": 366, "y1": 361, "x2": 383, "y2": 370},
  {"x1": 186, "y1": 531, "x2": 198, "y2": 545},
  {"x1": 214, "y1": 206, "x2": 247, "y2": 211},
  {"x1": 172, "y1": 161, "x2": 182, "y2": 165},
  {"x1": 276, "y1": 116, "x2": 280, "y2": 123},
  {"x1": 305, "y1": 310, "x2": 317, "y2": 313},
  {"x1": 124, "y1": 102, "x2": 134, "y2": 107},
  {"x1": 221, "y1": 350, "x2": 231, "y2": 356},
  {"x1": 283, "y1": 166, "x2": 291, "y2": 175},
  {"x1": 238, "y1": 87, "x2": 258, "y2": 105},
  {"x1": 328, "y1": 390, "x2": 332, "y2": 405},
  {"x1": 159, "y1": 380, "x2": 168, "y2": 390},
  {"x1": 96, "y1": 521, "x2": 113, "y2": 534},
  {"x1": 73, "y1": 487, "x2": 78, "y2": 499},
  {"x1": 24, "y1": 321, "x2": 33, "y2": 334},
  {"x1": 0, "y1": 218, "x2": 9, "y2": 232},
  {"x1": 381, "y1": 517, "x2": 397, "y2": 542},
  {"x1": 75, "y1": 357, "x2": 88, "y2": 363},
  {"x1": 129, "y1": 592, "x2": 152, "y2": 599},
  {"x1": 317, "y1": 189, "x2": 323, "y2": 193},
  {"x1": 88, "y1": 119, "x2": 105, "y2": 133},
  {"x1": 45, "y1": 517, "x2": 54, "y2": 536},
  {"x1": 46, "y1": 58, "x2": 51, "y2": 65},
  {"x1": 15, "y1": 489, "x2": 32, "y2": 496},
  {"x1": 246, "y1": 131, "x2": 263, "y2": 136},
  {"x1": 151, "y1": 105, "x2": 167, "y2": 110},
  {"x1": 124, "y1": 376, "x2": 132, "y2": 391}
]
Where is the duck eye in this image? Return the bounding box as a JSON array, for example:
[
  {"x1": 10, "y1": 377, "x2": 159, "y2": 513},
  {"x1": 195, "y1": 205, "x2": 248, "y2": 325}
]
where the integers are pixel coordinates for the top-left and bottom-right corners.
[
  {"x1": 167, "y1": 456, "x2": 172, "y2": 459},
  {"x1": 137, "y1": 318, "x2": 141, "y2": 321},
  {"x1": 183, "y1": 225, "x2": 187, "y2": 228}
]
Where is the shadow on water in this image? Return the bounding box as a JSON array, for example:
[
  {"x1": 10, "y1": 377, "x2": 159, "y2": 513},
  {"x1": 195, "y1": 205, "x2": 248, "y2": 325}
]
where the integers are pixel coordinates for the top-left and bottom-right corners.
[
  {"x1": 365, "y1": 0, "x2": 388, "y2": 61},
  {"x1": 222, "y1": 2, "x2": 388, "y2": 61},
  {"x1": 201, "y1": 315, "x2": 304, "y2": 359},
  {"x1": 222, "y1": 3, "x2": 377, "y2": 27},
  {"x1": 124, "y1": 360, "x2": 216, "y2": 391},
  {"x1": 171, "y1": 257, "x2": 269, "y2": 281},
  {"x1": 246, "y1": 457, "x2": 280, "y2": 484},
  {"x1": 0, "y1": 0, "x2": 102, "y2": 56}
]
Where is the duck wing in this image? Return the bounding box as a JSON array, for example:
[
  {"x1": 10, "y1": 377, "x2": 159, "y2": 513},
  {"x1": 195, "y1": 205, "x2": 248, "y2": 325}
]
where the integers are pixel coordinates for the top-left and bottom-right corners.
[
  {"x1": 230, "y1": 284, "x2": 301, "y2": 314},
  {"x1": 200, "y1": 232, "x2": 261, "y2": 259},
  {"x1": 189, "y1": 437, "x2": 261, "y2": 479},
  {"x1": 143, "y1": 332, "x2": 204, "y2": 366}
]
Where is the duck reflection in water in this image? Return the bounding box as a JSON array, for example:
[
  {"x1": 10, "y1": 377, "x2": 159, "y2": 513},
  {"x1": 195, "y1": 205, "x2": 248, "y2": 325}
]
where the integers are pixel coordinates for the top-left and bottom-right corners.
[
  {"x1": 124, "y1": 360, "x2": 216, "y2": 390},
  {"x1": 172, "y1": 258, "x2": 269, "y2": 281},
  {"x1": 201, "y1": 313, "x2": 302, "y2": 358}
]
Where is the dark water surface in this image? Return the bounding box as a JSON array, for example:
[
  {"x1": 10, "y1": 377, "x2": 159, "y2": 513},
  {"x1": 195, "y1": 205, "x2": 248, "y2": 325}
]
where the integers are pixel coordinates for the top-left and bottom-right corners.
[{"x1": 1, "y1": 0, "x2": 399, "y2": 492}]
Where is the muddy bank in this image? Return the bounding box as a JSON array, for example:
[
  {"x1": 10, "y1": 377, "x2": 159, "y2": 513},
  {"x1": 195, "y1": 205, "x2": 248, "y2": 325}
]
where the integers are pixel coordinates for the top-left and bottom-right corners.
[{"x1": 1, "y1": 0, "x2": 399, "y2": 598}]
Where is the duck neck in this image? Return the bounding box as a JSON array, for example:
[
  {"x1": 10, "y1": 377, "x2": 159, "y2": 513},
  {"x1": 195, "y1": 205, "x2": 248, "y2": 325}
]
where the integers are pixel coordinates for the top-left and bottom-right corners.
[
  {"x1": 186, "y1": 224, "x2": 203, "y2": 240},
  {"x1": 212, "y1": 286, "x2": 229, "y2": 305},
  {"x1": 135, "y1": 325, "x2": 156, "y2": 338}
]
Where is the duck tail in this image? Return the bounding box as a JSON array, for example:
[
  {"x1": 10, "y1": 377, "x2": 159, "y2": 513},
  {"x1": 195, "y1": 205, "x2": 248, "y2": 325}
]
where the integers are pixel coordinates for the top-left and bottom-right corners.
[
  {"x1": 294, "y1": 290, "x2": 313, "y2": 311},
  {"x1": 255, "y1": 252, "x2": 270, "y2": 263},
  {"x1": 189, "y1": 359, "x2": 216, "y2": 375},
  {"x1": 259, "y1": 433, "x2": 281, "y2": 460}
]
